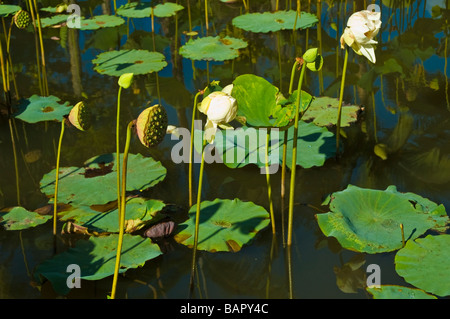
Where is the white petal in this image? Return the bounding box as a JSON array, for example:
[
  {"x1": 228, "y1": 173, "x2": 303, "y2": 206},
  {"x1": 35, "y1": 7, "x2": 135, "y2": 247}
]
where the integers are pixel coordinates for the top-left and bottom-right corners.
[
  {"x1": 359, "y1": 44, "x2": 376, "y2": 64},
  {"x1": 204, "y1": 120, "x2": 217, "y2": 144}
]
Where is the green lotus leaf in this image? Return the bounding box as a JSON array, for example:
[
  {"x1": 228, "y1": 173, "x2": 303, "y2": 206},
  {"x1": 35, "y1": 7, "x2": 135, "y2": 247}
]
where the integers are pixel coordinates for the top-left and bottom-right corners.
[
  {"x1": 179, "y1": 36, "x2": 247, "y2": 61},
  {"x1": 174, "y1": 198, "x2": 270, "y2": 252},
  {"x1": 40, "y1": 153, "x2": 167, "y2": 206},
  {"x1": 58, "y1": 197, "x2": 166, "y2": 233},
  {"x1": 232, "y1": 10, "x2": 318, "y2": 33},
  {"x1": 34, "y1": 234, "x2": 162, "y2": 295},
  {"x1": 117, "y1": 2, "x2": 152, "y2": 18},
  {"x1": 0, "y1": 206, "x2": 51, "y2": 230},
  {"x1": 40, "y1": 14, "x2": 70, "y2": 28},
  {"x1": 193, "y1": 120, "x2": 335, "y2": 169},
  {"x1": 395, "y1": 235, "x2": 450, "y2": 297},
  {"x1": 316, "y1": 185, "x2": 450, "y2": 254},
  {"x1": 231, "y1": 74, "x2": 312, "y2": 128},
  {"x1": 92, "y1": 49, "x2": 167, "y2": 76},
  {"x1": 79, "y1": 15, "x2": 125, "y2": 30},
  {"x1": 117, "y1": 2, "x2": 183, "y2": 18},
  {"x1": 366, "y1": 285, "x2": 437, "y2": 299},
  {"x1": 14, "y1": 95, "x2": 72, "y2": 123},
  {"x1": 0, "y1": 4, "x2": 21, "y2": 17},
  {"x1": 302, "y1": 96, "x2": 361, "y2": 127},
  {"x1": 153, "y1": 2, "x2": 184, "y2": 17}
]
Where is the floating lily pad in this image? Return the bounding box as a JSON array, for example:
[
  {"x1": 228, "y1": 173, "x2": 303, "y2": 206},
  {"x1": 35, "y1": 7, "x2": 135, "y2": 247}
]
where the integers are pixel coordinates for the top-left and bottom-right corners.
[
  {"x1": 92, "y1": 49, "x2": 167, "y2": 76},
  {"x1": 395, "y1": 235, "x2": 450, "y2": 297},
  {"x1": 179, "y1": 36, "x2": 247, "y2": 61},
  {"x1": 232, "y1": 10, "x2": 318, "y2": 33},
  {"x1": 0, "y1": 4, "x2": 21, "y2": 17},
  {"x1": 231, "y1": 74, "x2": 313, "y2": 128},
  {"x1": 302, "y1": 96, "x2": 361, "y2": 127},
  {"x1": 0, "y1": 207, "x2": 51, "y2": 230},
  {"x1": 34, "y1": 234, "x2": 162, "y2": 295},
  {"x1": 58, "y1": 197, "x2": 166, "y2": 233},
  {"x1": 40, "y1": 153, "x2": 167, "y2": 206},
  {"x1": 79, "y1": 15, "x2": 125, "y2": 30},
  {"x1": 153, "y1": 2, "x2": 184, "y2": 17},
  {"x1": 366, "y1": 285, "x2": 437, "y2": 299},
  {"x1": 193, "y1": 120, "x2": 335, "y2": 169},
  {"x1": 40, "y1": 14, "x2": 71, "y2": 27},
  {"x1": 117, "y1": 2, "x2": 183, "y2": 18},
  {"x1": 316, "y1": 185, "x2": 449, "y2": 254},
  {"x1": 14, "y1": 95, "x2": 72, "y2": 123},
  {"x1": 174, "y1": 198, "x2": 270, "y2": 252}
]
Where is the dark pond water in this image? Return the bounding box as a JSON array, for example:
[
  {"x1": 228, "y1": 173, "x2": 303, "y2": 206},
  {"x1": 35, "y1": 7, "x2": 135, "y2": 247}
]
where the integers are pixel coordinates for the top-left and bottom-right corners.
[{"x1": 0, "y1": 0, "x2": 449, "y2": 299}]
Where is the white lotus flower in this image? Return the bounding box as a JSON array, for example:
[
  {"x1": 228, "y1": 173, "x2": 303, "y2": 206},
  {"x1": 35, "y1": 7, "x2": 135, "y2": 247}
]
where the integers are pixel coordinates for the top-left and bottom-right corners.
[
  {"x1": 340, "y1": 10, "x2": 381, "y2": 63},
  {"x1": 199, "y1": 89, "x2": 237, "y2": 143}
]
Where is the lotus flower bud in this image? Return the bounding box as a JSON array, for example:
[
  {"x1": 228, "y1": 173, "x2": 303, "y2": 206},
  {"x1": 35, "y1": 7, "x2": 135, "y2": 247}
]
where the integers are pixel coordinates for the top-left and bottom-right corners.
[
  {"x1": 302, "y1": 48, "x2": 319, "y2": 63},
  {"x1": 68, "y1": 101, "x2": 90, "y2": 131},
  {"x1": 136, "y1": 104, "x2": 168, "y2": 147},
  {"x1": 118, "y1": 73, "x2": 134, "y2": 89},
  {"x1": 14, "y1": 10, "x2": 31, "y2": 30}
]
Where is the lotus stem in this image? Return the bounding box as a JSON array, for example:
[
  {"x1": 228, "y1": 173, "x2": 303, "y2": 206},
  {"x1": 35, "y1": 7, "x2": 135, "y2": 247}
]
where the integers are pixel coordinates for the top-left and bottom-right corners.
[
  {"x1": 111, "y1": 121, "x2": 133, "y2": 299},
  {"x1": 265, "y1": 128, "x2": 276, "y2": 235},
  {"x1": 189, "y1": 137, "x2": 207, "y2": 297},
  {"x1": 32, "y1": 0, "x2": 49, "y2": 96},
  {"x1": 400, "y1": 223, "x2": 405, "y2": 247},
  {"x1": 53, "y1": 118, "x2": 66, "y2": 236},
  {"x1": 189, "y1": 91, "x2": 202, "y2": 207},
  {"x1": 204, "y1": 0, "x2": 209, "y2": 34},
  {"x1": 287, "y1": 61, "x2": 306, "y2": 247},
  {"x1": 336, "y1": 48, "x2": 349, "y2": 157},
  {"x1": 116, "y1": 86, "x2": 123, "y2": 219}
]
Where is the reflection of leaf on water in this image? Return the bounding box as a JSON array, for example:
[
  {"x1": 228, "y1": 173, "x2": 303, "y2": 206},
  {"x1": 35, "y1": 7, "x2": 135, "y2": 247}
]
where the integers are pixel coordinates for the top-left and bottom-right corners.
[
  {"x1": 334, "y1": 253, "x2": 366, "y2": 294},
  {"x1": 399, "y1": 147, "x2": 450, "y2": 185}
]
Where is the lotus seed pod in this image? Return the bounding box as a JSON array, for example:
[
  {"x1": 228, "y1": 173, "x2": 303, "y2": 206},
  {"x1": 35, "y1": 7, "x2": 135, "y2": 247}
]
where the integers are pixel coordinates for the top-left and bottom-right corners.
[
  {"x1": 14, "y1": 10, "x2": 31, "y2": 30},
  {"x1": 136, "y1": 104, "x2": 168, "y2": 148},
  {"x1": 302, "y1": 48, "x2": 319, "y2": 63},
  {"x1": 118, "y1": 73, "x2": 134, "y2": 89},
  {"x1": 68, "y1": 101, "x2": 91, "y2": 131}
]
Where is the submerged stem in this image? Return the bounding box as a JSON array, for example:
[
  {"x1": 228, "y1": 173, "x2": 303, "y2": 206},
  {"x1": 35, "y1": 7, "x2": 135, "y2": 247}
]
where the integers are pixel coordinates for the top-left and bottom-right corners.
[
  {"x1": 287, "y1": 63, "x2": 306, "y2": 247},
  {"x1": 336, "y1": 48, "x2": 349, "y2": 157},
  {"x1": 53, "y1": 119, "x2": 66, "y2": 236},
  {"x1": 111, "y1": 121, "x2": 133, "y2": 299}
]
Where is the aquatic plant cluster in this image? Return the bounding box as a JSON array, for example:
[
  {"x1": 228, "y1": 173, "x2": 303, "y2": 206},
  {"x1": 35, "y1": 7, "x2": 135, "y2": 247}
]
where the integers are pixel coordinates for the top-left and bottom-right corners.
[{"x1": 0, "y1": 0, "x2": 449, "y2": 300}]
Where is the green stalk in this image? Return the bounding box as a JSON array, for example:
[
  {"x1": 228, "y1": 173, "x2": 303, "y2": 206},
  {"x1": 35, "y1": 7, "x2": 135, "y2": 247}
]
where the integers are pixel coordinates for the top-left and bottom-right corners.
[
  {"x1": 111, "y1": 121, "x2": 133, "y2": 299},
  {"x1": 32, "y1": 0, "x2": 49, "y2": 96},
  {"x1": 189, "y1": 137, "x2": 207, "y2": 297},
  {"x1": 204, "y1": 0, "x2": 209, "y2": 34},
  {"x1": 189, "y1": 91, "x2": 202, "y2": 207},
  {"x1": 287, "y1": 62, "x2": 306, "y2": 247},
  {"x1": 116, "y1": 86, "x2": 123, "y2": 218},
  {"x1": 265, "y1": 128, "x2": 275, "y2": 235},
  {"x1": 53, "y1": 118, "x2": 66, "y2": 235},
  {"x1": 336, "y1": 48, "x2": 349, "y2": 156}
]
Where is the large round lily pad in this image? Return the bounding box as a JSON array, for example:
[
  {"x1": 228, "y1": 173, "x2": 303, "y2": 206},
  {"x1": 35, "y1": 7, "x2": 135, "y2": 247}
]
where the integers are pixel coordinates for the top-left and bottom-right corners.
[
  {"x1": 366, "y1": 285, "x2": 437, "y2": 299},
  {"x1": 0, "y1": 206, "x2": 51, "y2": 230},
  {"x1": 395, "y1": 234, "x2": 450, "y2": 297},
  {"x1": 302, "y1": 96, "x2": 361, "y2": 127},
  {"x1": 179, "y1": 36, "x2": 247, "y2": 61},
  {"x1": 174, "y1": 198, "x2": 270, "y2": 252},
  {"x1": 79, "y1": 15, "x2": 125, "y2": 30},
  {"x1": 34, "y1": 234, "x2": 162, "y2": 296},
  {"x1": 58, "y1": 197, "x2": 166, "y2": 233},
  {"x1": 117, "y1": 2, "x2": 183, "y2": 18},
  {"x1": 231, "y1": 74, "x2": 312, "y2": 128},
  {"x1": 40, "y1": 153, "x2": 167, "y2": 206},
  {"x1": 316, "y1": 185, "x2": 449, "y2": 254},
  {"x1": 92, "y1": 49, "x2": 167, "y2": 76},
  {"x1": 14, "y1": 95, "x2": 72, "y2": 123},
  {"x1": 193, "y1": 120, "x2": 335, "y2": 170},
  {"x1": 232, "y1": 10, "x2": 318, "y2": 33}
]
